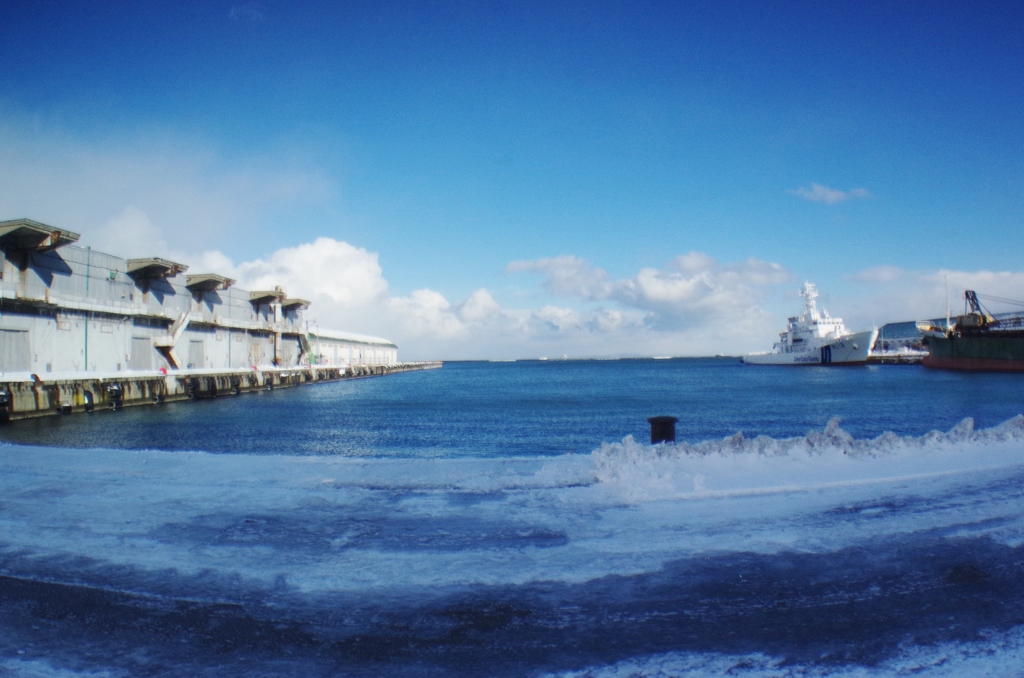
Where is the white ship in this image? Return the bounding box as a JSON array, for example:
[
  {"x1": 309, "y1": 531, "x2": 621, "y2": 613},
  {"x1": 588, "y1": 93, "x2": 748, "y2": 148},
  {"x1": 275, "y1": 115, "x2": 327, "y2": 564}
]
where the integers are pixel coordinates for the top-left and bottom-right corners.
[{"x1": 743, "y1": 283, "x2": 878, "y2": 366}]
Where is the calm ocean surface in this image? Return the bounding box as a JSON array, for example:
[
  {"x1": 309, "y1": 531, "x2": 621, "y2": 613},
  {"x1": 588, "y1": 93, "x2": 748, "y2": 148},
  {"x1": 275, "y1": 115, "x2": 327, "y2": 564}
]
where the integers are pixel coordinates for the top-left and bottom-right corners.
[{"x1": 3, "y1": 358, "x2": 1024, "y2": 456}]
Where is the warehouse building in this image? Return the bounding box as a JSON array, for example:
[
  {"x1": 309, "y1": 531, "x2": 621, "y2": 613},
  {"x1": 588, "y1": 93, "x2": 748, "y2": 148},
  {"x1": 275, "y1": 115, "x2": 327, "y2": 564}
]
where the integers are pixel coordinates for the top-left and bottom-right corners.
[{"x1": 0, "y1": 218, "x2": 397, "y2": 375}]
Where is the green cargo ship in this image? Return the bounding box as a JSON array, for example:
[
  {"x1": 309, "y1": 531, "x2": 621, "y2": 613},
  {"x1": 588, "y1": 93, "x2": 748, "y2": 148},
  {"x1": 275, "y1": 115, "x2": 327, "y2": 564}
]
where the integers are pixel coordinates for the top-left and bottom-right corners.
[{"x1": 919, "y1": 291, "x2": 1024, "y2": 371}]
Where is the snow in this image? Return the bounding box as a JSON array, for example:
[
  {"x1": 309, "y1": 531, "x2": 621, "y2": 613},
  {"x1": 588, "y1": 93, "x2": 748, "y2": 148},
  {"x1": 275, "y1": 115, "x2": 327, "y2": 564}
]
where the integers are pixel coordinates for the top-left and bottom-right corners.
[{"x1": 3, "y1": 418, "x2": 1024, "y2": 675}]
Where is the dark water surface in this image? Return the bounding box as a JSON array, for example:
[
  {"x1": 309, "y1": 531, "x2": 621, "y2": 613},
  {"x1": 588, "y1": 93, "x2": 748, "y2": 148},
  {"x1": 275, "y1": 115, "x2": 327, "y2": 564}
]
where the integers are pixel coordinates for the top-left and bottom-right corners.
[{"x1": 3, "y1": 358, "x2": 1024, "y2": 456}]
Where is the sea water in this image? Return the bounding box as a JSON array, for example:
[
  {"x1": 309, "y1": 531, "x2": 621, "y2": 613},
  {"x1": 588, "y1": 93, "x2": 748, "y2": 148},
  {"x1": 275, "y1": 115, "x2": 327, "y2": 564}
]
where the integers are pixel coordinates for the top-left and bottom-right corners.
[
  {"x1": 3, "y1": 359, "x2": 1024, "y2": 676},
  {"x1": 3, "y1": 358, "x2": 1023, "y2": 456}
]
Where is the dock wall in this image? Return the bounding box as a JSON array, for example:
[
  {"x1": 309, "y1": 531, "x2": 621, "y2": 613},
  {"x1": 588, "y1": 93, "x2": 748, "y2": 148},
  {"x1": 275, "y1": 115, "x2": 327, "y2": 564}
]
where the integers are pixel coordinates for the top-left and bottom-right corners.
[{"x1": 0, "y1": 362, "x2": 441, "y2": 423}]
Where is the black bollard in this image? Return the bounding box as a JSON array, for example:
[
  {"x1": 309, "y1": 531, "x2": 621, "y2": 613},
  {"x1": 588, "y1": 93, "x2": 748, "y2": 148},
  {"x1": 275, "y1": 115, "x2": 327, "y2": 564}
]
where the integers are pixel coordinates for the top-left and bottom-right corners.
[{"x1": 647, "y1": 415, "x2": 678, "y2": 444}]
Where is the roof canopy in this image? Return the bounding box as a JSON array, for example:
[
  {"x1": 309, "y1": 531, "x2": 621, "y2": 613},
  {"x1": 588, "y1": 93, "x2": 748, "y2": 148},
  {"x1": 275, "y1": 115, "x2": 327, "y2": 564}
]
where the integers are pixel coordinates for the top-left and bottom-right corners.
[
  {"x1": 281, "y1": 298, "x2": 310, "y2": 311},
  {"x1": 186, "y1": 273, "x2": 235, "y2": 292},
  {"x1": 0, "y1": 219, "x2": 81, "y2": 252},
  {"x1": 249, "y1": 290, "x2": 283, "y2": 304},
  {"x1": 126, "y1": 257, "x2": 188, "y2": 279},
  {"x1": 309, "y1": 327, "x2": 397, "y2": 348}
]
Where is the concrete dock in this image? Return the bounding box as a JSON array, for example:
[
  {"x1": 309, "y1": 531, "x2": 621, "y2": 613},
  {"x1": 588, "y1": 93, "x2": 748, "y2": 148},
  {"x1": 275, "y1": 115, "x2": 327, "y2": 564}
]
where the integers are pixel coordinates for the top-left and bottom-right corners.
[{"x1": 0, "y1": 362, "x2": 441, "y2": 422}]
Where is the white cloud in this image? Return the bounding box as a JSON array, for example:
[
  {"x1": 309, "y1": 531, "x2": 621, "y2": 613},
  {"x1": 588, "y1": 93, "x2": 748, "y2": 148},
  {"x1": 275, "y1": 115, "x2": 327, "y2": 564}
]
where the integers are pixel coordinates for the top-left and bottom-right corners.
[
  {"x1": 672, "y1": 251, "x2": 716, "y2": 275},
  {"x1": 89, "y1": 207, "x2": 170, "y2": 259},
  {"x1": 97, "y1": 222, "x2": 793, "y2": 359},
  {"x1": 385, "y1": 289, "x2": 468, "y2": 340},
  {"x1": 841, "y1": 266, "x2": 1024, "y2": 331},
  {"x1": 230, "y1": 238, "x2": 388, "y2": 306},
  {"x1": 68, "y1": 228, "x2": 1024, "y2": 361},
  {"x1": 88, "y1": 208, "x2": 242, "y2": 282},
  {"x1": 533, "y1": 306, "x2": 585, "y2": 333},
  {"x1": 790, "y1": 183, "x2": 871, "y2": 205},
  {"x1": 0, "y1": 115, "x2": 332, "y2": 254},
  {"x1": 506, "y1": 255, "x2": 611, "y2": 299},
  {"x1": 194, "y1": 249, "x2": 238, "y2": 275},
  {"x1": 593, "y1": 309, "x2": 624, "y2": 333},
  {"x1": 509, "y1": 252, "x2": 793, "y2": 332},
  {"x1": 157, "y1": 237, "x2": 1024, "y2": 361},
  {"x1": 458, "y1": 289, "x2": 501, "y2": 322}
]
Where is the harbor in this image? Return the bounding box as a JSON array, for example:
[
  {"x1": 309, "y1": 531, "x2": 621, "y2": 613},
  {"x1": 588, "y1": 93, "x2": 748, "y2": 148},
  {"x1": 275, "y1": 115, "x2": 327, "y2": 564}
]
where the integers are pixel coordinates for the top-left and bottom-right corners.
[
  {"x1": 742, "y1": 282, "x2": 928, "y2": 367},
  {"x1": 6, "y1": 216, "x2": 1024, "y2": 429},
  {"x1": 0, "y1": 218, "x2": 441, "y2": 422},
  {"x1": 732, "y1": 281, "x2": 1024, "y2": 369},
  {"x1": 4, "y1": 358, "x2": 1024, "y2": 677}
]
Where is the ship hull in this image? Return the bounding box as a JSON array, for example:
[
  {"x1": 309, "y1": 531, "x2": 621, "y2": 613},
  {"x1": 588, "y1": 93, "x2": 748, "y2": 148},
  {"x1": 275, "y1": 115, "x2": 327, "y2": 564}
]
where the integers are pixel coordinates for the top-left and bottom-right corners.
[
  {"x1": 923, "y1": 334, "x2": 1024, "y2": 371},
  {"x1": 744, "y1": 329, "x2": 877, "y2": 366}
]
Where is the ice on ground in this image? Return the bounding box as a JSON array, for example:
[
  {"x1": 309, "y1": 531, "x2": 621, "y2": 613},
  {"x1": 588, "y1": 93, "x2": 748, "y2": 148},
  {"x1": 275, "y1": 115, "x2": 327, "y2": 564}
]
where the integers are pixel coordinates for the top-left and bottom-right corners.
[
  {"x1": 3, "y1": 417, "x2": 1024, "y2": 676},
  {"x1": 549, "y1": 625, "x2": 1024, "y2": 677},
  {"x1": 2, "y1": 417, "x2": 1024, "y2": 591},
  {"x1": 592, "y1": 415, "x2": 1024, "y2": 502}
]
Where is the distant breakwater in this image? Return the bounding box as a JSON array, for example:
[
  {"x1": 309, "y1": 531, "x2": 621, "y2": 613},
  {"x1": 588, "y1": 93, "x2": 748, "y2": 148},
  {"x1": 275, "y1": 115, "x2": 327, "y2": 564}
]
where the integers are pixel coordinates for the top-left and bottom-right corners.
[{"x1": 0, "y1": 362, "x2": 442, "y2": 422}]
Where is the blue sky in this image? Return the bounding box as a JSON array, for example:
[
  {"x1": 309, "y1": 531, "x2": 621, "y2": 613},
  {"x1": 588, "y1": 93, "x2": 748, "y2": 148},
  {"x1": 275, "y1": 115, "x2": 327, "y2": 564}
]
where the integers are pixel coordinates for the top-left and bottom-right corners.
[{"x1": 2, "y1": 1, "x2": 1022, "y2": 359}]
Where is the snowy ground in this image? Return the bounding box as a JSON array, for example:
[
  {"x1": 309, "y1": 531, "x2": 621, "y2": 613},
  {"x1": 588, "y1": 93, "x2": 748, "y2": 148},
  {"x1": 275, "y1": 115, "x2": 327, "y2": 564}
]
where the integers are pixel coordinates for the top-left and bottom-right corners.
[{"x1": 3, "y1": 418, "x2": 1024, "y2": 676}]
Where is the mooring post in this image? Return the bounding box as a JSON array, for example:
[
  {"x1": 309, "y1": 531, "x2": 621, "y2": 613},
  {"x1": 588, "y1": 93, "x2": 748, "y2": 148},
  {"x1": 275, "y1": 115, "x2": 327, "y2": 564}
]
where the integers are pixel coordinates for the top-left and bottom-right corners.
[
  {"x1": 107, "y1": 383, "x2": 124, "y2": 411},
  {"x1": 647, "y1": 415, "x2": 678, "y2": 444},
  {"x1": 0, "y1": 388, "x2": 10, "y2": 424}
]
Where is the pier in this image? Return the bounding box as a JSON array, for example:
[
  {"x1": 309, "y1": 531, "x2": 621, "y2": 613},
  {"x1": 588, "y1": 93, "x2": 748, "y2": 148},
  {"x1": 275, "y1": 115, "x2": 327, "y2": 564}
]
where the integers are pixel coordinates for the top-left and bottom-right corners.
[
  {"x1": 0, "y1": 362, "x2": 441, "y2": 423},
  {"x1": 867, "y1": 352, "x2": 924, "y2": 365},
  {"x1": 0, "y1": 216, "x2": 437, "y2": 424}
]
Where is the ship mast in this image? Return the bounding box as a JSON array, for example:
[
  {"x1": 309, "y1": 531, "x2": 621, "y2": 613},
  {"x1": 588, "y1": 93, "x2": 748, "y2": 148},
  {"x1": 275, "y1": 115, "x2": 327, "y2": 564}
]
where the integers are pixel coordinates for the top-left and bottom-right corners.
[
  {"x1": 800, "y1": 282, "x2": 820, "y2": 321},
  {"x1": 945, "y1": 275, "x2": 950, "y2": 331}
]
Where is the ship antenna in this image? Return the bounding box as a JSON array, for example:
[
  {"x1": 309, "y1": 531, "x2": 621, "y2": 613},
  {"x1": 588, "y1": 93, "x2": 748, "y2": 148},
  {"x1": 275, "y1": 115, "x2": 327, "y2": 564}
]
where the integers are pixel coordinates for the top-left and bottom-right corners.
[
  {"x1": 801, "y1": 282, "x2": 819, "y2": 320},
  {"x1": 944, "y1": 275, "x2": 950, "y2": 331}
]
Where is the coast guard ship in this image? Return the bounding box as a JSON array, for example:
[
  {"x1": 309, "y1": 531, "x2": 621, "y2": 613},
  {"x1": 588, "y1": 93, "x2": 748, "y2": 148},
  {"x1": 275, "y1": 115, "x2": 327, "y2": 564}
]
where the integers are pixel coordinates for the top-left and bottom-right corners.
[{"x1": 743, "y1": 282, "x2": 878, "y2": 365}]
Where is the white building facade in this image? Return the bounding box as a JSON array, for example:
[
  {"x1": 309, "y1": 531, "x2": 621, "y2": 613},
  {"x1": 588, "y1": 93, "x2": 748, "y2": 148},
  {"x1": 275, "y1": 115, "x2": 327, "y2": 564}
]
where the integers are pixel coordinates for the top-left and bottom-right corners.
[{"x1": 0, "y1": 219, "x2": 398, "y2": 375}]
